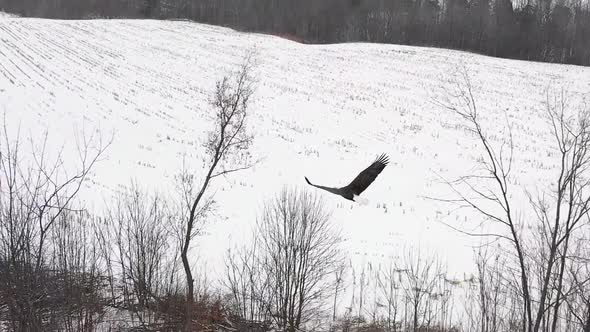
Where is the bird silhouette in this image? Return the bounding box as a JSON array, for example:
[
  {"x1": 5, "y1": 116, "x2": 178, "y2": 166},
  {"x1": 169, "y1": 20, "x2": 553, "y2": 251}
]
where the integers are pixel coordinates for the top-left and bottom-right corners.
[{"x1": 305, "y1": 153, "x2": 389, "y2": 204}]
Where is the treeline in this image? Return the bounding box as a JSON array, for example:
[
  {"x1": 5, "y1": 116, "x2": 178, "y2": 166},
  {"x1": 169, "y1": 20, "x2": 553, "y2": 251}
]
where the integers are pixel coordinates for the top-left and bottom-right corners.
[{"x1": 1, "y1": 0, "x2": 590, "y2": 66}]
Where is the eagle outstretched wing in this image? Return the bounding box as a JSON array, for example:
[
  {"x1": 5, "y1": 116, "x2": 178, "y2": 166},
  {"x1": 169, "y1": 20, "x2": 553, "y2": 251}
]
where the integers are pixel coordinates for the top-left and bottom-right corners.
[{"x1": 343, "y1": 153, "x2": 389, "y2": 195}]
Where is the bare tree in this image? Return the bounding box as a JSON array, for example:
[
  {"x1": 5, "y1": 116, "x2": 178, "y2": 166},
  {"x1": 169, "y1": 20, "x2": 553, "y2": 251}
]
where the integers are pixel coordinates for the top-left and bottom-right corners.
[
  {"x1": 332, "y1": 261, "x2": 348, "y2": 323},
  {"x1": 399, "y1": 247, "x2": 445, "y2": 332},
  {"x1": 357, "y1": 263, "x2": 367, "y2": 321},
  {"x1": 223, "y1": 239, "x2": 271, "y2": 324},
  {"x1": 462, "y1": 246, "x2": 510, "y2": 332},
  {"x1": 433, "y1": 67, "x2": 590, "y2": 332},
  {"x1": 257, "y1": 186, "x2": 343, "y2": 331},
  {"x1": 561, "y1": 233, "x2": 590, "y2": 332},
  {"x1": 175, "y1": 52, "x2": 257, "y2": 329},
  {"x1": 50, "y1": 210, "x2": 109, "y2": 332},
  {"x1": 0, "y1": 117, "x2": 109, "y2": 330},
  {"x1": 97, "y1": 182, "x2": 181, "y2": 329},
  {"x1": 377, "y1": 260, "x2": 403, "y2": 331}
]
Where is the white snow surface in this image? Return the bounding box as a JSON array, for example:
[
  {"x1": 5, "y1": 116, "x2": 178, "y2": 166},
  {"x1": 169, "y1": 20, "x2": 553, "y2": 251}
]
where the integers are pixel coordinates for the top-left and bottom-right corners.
[
  {"x1": 1, "y1": 16, "x2": 590, "y2": 284},
  {"x1": 0, "y1": 11, "x2": 18, "y2": 18}
]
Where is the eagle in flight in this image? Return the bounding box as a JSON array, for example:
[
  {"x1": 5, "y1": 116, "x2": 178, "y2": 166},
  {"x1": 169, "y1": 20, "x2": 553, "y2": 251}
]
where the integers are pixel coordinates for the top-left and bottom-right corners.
[{"x1": 305, "y1": 153, "x2": 389, "y2": 204}]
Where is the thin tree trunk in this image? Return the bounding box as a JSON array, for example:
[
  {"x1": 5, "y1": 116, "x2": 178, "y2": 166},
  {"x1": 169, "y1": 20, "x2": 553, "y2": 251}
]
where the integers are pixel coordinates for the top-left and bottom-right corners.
[
  {"x1": 181, "y1": 243, "x2": 194, "y2": 330},
  {"x1": 551, "y1": 221, "x2": 573, "y2": 332}
]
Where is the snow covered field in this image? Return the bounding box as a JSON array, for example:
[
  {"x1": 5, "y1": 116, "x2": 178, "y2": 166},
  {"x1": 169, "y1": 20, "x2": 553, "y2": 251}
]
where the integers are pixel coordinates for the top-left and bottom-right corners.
[
  {"x1": 0, "y1": 11, "x2": 17, "y2": 18},
  {"x1": 1, "y1": 15, "x2": 589, "y2": 286}
]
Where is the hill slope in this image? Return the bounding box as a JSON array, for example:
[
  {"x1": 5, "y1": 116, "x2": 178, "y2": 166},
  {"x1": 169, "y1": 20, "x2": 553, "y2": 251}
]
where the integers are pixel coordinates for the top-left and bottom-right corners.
[{"x1": 1, "y1": 16, "x2": 590, "y2": 279}]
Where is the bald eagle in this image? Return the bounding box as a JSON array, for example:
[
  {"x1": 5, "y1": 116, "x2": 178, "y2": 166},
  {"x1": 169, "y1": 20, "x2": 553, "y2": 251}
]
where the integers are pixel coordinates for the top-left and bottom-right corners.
[{"x1": 305, "y1": 154, "x2": 389, "y2": 204}]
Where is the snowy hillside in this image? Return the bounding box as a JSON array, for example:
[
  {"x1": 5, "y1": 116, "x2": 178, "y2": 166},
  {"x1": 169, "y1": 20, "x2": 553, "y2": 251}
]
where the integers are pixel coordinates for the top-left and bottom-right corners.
[{"x1": 1, "y1": 15, "x2": 589, "y2": 282}]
